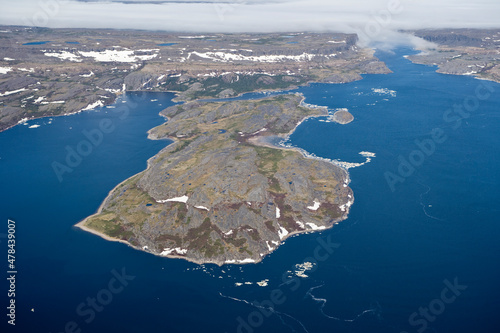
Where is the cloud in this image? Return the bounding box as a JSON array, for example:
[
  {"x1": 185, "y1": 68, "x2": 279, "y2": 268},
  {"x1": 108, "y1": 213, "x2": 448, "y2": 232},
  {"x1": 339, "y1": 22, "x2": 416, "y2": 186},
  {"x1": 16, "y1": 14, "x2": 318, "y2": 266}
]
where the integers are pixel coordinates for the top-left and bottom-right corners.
[{"x1": 0, "y1": 0, "x2": 499, "y2": 48}]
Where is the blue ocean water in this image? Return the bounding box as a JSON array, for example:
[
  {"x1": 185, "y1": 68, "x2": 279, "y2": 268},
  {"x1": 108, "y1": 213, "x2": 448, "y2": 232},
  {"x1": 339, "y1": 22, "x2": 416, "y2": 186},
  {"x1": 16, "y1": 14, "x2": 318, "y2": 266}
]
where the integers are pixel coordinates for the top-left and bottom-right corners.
[{"x1": 1, "y1": 48, "x2": 499, "y2": 333}]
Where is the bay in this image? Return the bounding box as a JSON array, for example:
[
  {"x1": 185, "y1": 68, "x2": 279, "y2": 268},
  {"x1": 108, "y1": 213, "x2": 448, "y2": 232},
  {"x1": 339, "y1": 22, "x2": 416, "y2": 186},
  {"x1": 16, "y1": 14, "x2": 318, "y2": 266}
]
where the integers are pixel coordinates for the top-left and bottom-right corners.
[{"x1": 1, "y1": 47, "x2": 499, "y2": 333}]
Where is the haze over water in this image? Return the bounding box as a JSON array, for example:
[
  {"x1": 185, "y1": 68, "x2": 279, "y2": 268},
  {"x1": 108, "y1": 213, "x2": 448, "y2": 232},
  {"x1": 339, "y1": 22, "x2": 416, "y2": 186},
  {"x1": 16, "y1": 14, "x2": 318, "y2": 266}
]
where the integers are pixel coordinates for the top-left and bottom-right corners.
[{"x1": 1, "y1": 48, "x2": 499, "y2": 333}]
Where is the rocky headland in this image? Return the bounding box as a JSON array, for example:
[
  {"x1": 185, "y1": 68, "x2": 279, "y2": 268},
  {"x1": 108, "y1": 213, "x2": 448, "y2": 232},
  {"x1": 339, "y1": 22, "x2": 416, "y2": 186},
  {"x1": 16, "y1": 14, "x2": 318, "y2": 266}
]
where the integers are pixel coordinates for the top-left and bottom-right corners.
[{"x1": 409, "y1": 29, "x2": 500, "y2": 83}]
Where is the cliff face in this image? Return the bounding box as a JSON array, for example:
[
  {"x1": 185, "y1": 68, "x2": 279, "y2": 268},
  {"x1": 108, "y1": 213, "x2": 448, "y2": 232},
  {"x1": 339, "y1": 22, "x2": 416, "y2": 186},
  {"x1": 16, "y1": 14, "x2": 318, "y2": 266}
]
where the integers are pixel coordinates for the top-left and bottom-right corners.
[{"x1": 81, "y1": 94, "x2": 353, "y2": 265}]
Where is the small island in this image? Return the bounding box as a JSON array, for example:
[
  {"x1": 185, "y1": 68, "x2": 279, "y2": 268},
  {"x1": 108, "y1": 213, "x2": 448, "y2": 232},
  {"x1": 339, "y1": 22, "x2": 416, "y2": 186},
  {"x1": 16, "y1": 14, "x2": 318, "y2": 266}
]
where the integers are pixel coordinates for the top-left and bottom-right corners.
[
  {"x1": 77, "y1": 94, "x2": 353, "y2": 265},
  {"x1": 330, "y1": 109, "x2": 354, "y2": 124}
]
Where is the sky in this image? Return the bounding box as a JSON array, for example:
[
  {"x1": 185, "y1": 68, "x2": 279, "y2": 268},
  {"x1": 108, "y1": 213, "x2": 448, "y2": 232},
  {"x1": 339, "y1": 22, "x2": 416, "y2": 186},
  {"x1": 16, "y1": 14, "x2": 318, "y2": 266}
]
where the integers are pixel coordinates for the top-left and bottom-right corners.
[{"x1": 0, "y1": 0, "x2": 499, "y2": 46}]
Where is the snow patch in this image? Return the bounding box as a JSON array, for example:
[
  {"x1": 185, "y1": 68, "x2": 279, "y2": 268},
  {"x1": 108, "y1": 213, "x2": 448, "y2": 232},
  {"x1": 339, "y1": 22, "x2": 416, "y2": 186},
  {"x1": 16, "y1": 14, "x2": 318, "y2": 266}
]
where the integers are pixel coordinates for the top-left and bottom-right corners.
[
  {"x1": 81, "y1": 100, "x2": 104, "y2": 111},
  {"x1": 160, "y1": 247, "x2": 188, "y2": 256},
  {"x1": 157, "y1": 195, "x2": 189, "y2": 204},
  {"x1": 78, "y1": 49, "x2": 159, "y2": 62},
  {"x1": 307, "y1": 201, "x2": 321, "y2": 211},
  {"x1": 34, "y1": 96, "x2": 45, "y2": 104},
  {"x1": 225, "y1": 258, "x2": 256, "y2": 264},
  {"x1": 306, "y1": 223, "x2": 326, "y2": 231},
  {"x1": 44, "y1": 51, "x2": 82, "y2": 62},
  {"x1": 0, "y1": 67, "x2": 12, "y2": 74},
  {"x1": 275, "y1": 207, "x2": 281, "y2": 219},
  {"x1": 339, "y1": 199, "x2": 353, "y2": 212},
  {"x1": 278, "y1": 226, "x2": 288, "y2": 240},
  {"x1": 189, "y1": 51, "x2": 336, "y2": 63},
  {"x1": 80, "y1": 71, "x2": 94, "y2": 77},
  {"x1": 0, "y1": 88, "x2": 27, "y2": 96},
  {"x1": 238, "y1": 259, "x2": 256, "y2": 264}
]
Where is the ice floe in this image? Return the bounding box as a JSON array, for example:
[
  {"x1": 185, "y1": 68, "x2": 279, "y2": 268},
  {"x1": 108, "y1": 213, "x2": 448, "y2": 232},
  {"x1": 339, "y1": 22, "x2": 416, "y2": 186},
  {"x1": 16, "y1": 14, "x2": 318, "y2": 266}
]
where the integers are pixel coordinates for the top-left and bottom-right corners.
[
  {"x1": 157, "y1": 195, "x2": 189, "y2": 204},
  {"x1": 294, "y1": 261, "x2": 315, "y2": 278},
  {"x1": 372, "y1": 88, "x2": 396, "y2": 97},
  {"x1": 280, "y1": 145, "x2": 375, "y2": 171},
  {"x1": 359, "y1": 151, "x2": 376, "y2": 158},
  {"x1": 256, "y1": 279, "x2": 269, "y2": 287},
  {"x1": 28, "y1": 124, "x2": 41, "y2": 129}
]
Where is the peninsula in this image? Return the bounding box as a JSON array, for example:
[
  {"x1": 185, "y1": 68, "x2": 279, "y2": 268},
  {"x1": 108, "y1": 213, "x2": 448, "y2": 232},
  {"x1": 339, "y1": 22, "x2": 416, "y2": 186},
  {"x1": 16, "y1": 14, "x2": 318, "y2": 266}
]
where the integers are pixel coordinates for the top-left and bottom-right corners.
[
  {"x1": 77, "y1": 94, "x2": 353, "y2": 265},
  {"x1": 0, "y1": 26, "x2": 390, "y2": 132}
]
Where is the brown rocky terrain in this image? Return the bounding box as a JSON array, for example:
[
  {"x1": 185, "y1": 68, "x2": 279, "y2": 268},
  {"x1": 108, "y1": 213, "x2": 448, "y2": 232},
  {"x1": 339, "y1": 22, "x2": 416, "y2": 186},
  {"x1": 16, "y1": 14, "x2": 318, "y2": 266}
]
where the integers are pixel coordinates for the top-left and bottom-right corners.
[
  {"x1": 0, "y1": 26, "x2": 390, "y2": 132},
  {"x1": 77, "y1": 94, "x2": 353, "y2": 265},
  {"x1": 409, "y1": 29, "x2": 500, "y2": 83}
]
